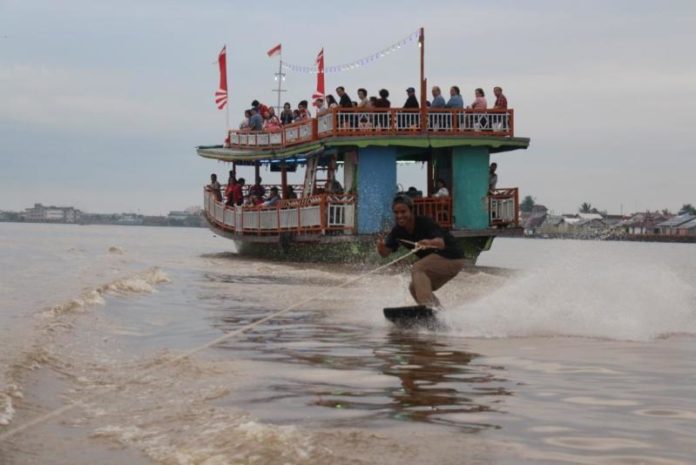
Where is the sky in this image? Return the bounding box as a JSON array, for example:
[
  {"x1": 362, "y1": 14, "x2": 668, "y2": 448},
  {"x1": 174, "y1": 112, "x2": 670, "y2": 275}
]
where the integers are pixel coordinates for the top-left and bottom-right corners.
[{"x1": 1, "y1": 0, "x2": 694, "y2": 215}]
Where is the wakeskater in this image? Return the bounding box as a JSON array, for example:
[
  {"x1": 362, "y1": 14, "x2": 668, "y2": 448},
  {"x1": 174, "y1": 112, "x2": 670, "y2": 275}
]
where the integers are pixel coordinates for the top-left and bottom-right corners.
[{"x1": 377, "y1": 195, "x2": 466, "y2": 326}]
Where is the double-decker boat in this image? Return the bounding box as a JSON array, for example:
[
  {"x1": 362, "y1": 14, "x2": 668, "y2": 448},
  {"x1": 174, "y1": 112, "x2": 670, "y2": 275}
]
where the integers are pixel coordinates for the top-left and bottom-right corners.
[{"x1": 197, "y1": 106, "x2": 529, "y2": 262}]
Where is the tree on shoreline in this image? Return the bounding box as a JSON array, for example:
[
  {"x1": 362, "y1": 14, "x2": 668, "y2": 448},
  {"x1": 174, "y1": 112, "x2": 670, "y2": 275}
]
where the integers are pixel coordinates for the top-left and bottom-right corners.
[
  {"x1": 520, "y1": 195, "x2": 536, "y2": 213},
  {"x1": 579, "y1": 202, "x2": 593, "y2": 213},
  {"x1": 679, "y1": 204, "x2": 696, "y2": 215}
]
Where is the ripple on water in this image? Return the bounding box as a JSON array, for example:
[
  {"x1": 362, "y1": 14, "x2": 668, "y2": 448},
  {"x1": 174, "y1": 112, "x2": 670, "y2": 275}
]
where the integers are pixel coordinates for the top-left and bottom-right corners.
[
  {"x1": 563, "y1": 396, "x2": 641, "y2": 407},
  {"x1": 633, "y1": 408, "x2": 696, "y2": 420},
  {"x1": 544, "y1": 436, "x2": 651, "y2": 451}
]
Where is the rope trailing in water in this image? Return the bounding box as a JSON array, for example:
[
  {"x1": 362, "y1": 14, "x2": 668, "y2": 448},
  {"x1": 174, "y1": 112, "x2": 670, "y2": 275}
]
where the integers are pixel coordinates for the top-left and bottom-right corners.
[{"x1": 0, "y1": 247, "x2": 421, "y2": 441}]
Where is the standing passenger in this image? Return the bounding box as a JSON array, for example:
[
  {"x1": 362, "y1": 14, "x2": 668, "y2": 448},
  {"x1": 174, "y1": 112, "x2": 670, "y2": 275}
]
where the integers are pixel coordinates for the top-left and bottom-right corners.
[
  {"x1": 336, "y1": 86, "x2": 353, "y2": 108},
  {"x1": 206, "y1": 174, "x2": 223, "y2": 202},
  {"x1": 493, "y1": 86, "x2": 508, "y2": 109},
  {"x1": 280, "y1": 102, "x2": 294, "y2": 125}
]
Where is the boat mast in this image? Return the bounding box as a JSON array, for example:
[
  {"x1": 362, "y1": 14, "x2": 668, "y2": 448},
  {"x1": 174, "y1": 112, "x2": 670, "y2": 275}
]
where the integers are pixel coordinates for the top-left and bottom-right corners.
[{"x1": 273, "y1": 53, "x2": 286, "y2": 115}]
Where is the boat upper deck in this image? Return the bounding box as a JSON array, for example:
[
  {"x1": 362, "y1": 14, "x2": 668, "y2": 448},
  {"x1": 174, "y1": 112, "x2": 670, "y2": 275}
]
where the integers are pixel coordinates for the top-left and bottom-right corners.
[{"x1": 198, "y1": 107, "x2": 529, "y2": 162}]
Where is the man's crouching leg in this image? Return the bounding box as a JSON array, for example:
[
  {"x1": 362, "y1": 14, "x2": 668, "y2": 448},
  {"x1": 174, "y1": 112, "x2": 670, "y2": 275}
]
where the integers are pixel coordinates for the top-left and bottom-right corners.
[{"x1": 410, "y1": 255, "x2": 441, "y2": 307}]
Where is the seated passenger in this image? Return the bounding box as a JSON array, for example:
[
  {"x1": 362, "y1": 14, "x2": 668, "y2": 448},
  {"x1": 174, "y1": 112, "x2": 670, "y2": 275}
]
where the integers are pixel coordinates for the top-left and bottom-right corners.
[
  {"x1": 285, "y1": 186, "x2": 298, "y2": 199},
  {"x1": 430, "y1": 86, "x2": 446, "y2": 108},
  {"x1": 446, "y1": 86, "x2": 464, "y2": 108},
  {"x1": 248, "y1": 107, "x2": 263, "y2": 131},
  {"x1": 467, "y1": 88, "x2": 488, "y2": 110},
  {"x1": 434, "y1": 179, "x2": 449, "y2": 197},
  {"x1": 297, "y1": 100, "x2": 312, "y2": 121},
  {"x1": 493, "y1": 86, "x2": 508, "y2": 109},
  {"x1": 280, "y1": 102, "x2": 294, "y2": 125},
  {"x1": 325, "y1": 179, "x2": 344, "y2": 194},
  {"x1": 205, "y1": 173, "x2": 223, "y2": 202},
  {"x1": 406, "y1": 186, "x2": 422, "y2": 199},
  {"x1": 326, "y1": 95, "x2": 339, "y2": 109},
  {"x1": 251, "y1": 100, "x2": 269, "y2": 117},
  {"x1": 263, "y1": 187, "x2": 281, "y2": 207},
  {"x1": 239, "y1": 110, "x2": 251, "y2": 129},
  {"x1": 357, "y1": 88, "x2": 369, "y2": 108},
  {"x1": 403, "y1": 87, "x2": 419, "y2": 108},
  {"x1": 374, "y1": 88, "x2": 391, "y2": 108},
  {"x1": 263, "y1": 108, "x2": 282, "y2": 131},
  {"x1": 314, "y1": 97, "x2": 326, "y2": 113},
  {"x1": 249, "y1": 177, "x2": 266, "y2": 198},
  {"x1": 336, "y1": 86, "x2": 352, "y2": 108}
]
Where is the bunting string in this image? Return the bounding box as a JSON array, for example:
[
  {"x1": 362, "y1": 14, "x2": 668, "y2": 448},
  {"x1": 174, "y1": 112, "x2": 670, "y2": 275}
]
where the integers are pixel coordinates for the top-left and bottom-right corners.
[{"x1": 281, "y1": 30, "x2": 420, "y2": 74}]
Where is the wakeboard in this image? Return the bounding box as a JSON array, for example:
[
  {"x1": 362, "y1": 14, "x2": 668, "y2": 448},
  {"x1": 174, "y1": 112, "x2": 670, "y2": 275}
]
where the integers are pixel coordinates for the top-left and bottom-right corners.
[{"x1": 383, "y1": 305, "x2": 440, "y2": 329}]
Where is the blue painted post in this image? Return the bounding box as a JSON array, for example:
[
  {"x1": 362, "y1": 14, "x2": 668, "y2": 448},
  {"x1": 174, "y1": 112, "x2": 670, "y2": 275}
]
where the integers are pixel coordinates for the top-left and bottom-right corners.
[
  {"x1": 452, "y1": 147, "x2": 490, "y2": 229},
  {"x1": 356, "y1": 147, "x2": 397, "y2": 234}
]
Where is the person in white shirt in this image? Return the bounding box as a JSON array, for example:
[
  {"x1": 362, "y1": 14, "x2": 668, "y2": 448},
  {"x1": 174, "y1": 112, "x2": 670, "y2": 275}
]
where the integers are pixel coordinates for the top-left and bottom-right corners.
[{"x1": 434, "y1": 179, "x2": 449, "y2": 197}]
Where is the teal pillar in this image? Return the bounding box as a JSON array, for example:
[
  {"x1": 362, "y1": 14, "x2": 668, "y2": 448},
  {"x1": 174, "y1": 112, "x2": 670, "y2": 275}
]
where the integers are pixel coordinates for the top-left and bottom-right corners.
[
  {"x1": 357, "y1": 147, "x2": 397, "y2": 234},
  {"x1": 452, "y1": 147, "x2": 489, "y2": 229}
]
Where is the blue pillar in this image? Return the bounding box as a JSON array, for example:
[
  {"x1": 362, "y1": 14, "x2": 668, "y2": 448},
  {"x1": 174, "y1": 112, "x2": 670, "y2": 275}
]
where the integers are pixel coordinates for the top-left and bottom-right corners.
[
  {"x1": 356, "y1": 146, "x2": 397, "y2": 234},
  {"x1": 452, "y1": 147, "x2": 490, "y2": 229}
]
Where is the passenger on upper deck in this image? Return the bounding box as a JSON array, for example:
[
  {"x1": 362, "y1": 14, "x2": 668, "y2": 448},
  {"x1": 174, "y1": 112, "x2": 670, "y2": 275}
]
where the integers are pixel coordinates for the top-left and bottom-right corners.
[
  {"x1": 251, "y1": 100, "x2": 269, "y2": 117},
  {"x1": 314, "y1": 97, "x2": 326, "y2": 114},
  {"x1": 239, "y1": 110, "x2": 251, "y2": 129},
  {"x1": 206, "y1": 173, "x2": 222, "y2": 202},
  {"x1": 263, "y1": 107, "x2": 282, "y2": 131},
  {"x1": 263, "y1": 187, "x2": 281, "y2": 207},
  {"x1": 446, "y1": 86, "x2": 464, "y2": 108},
  {"x1": 280, "y1": 102, "x2": 294, "y2": 125},
  {"x1": 434, "y1": 179, "x2": 449, "y2": 197},
  {"x1": 468, "y1": 88, "x2": 488, "y2": 110},
  {"x1": 375, "y1": 89, "x2": 390, "y2": 108},
  {"x1": 357, "y1": 88, "x2": 369, "y2": 107},
  {"x1": 297, "y1": 100, "x2": 312, "y2": 121},
  {"x1": 403, "y1": 87, "x2": 419, "y2": 108},
  {"x1": 430, "y1": 86, "x2": 446, "y2": 108},
  {"x1": 248, "y1": 107, "x2": 263, "y2": 131},
  {"x1": 493, "y1": 86, "x2": 508, "y2": 109},
  {"x1": 336, "y1": 86, "x2": 352, "y2": 108},
  {"x1": 326, "y1": 95, "x2": 339, "y2": 109}
]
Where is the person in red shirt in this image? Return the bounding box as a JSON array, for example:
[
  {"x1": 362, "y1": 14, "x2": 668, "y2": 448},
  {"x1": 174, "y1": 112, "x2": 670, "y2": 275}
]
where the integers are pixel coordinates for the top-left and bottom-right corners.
[
  {"x1": 493, "y1": 86, "x2": 508, "y2": 109},
  {"x1": 224, "y1": 171, "x2": 237, "y2": 206},
  {"x1": 230, "y1": 178, "x2": 245, "y2": 206}
]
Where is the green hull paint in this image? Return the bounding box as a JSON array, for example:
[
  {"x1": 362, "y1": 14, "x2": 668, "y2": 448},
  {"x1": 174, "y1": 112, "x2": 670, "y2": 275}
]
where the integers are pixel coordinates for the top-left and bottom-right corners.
[{"x1": 227, "y1": 234, "x2": 493, "y2": 264}]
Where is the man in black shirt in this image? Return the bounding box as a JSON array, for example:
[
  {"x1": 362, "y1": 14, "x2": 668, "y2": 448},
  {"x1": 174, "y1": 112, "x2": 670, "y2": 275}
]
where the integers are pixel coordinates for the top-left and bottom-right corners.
[
  {"x1": 377, "y1": 195, "x2": 466, "y2": 308},
  {"x1": 336, "y1": 86, "x2": 353, "y2": 108}
]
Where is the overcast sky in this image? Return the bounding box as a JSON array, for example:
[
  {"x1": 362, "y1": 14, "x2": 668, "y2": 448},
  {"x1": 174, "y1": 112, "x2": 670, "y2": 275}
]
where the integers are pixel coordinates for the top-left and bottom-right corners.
[{"x1": 1, "y1": 0, "x2": 694, "y2": 215}]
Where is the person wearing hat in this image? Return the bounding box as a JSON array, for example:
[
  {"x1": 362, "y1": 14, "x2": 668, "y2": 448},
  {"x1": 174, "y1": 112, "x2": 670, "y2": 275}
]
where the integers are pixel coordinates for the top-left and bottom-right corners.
[
  {"x1": 263, "y1": 186, "x2": 281, "y2": 207},
  {"x1": 377, "y1": 195, "x2": 465, "y2": 308},
  {"x1": 403, "y1": 87, "x2": 419, "y2": 109}
]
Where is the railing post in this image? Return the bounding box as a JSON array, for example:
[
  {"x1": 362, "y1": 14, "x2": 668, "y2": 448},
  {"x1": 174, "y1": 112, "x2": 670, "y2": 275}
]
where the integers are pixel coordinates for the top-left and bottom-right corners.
[{"x1": 509, "y1": 109, "x2": 514, "y2": 137}]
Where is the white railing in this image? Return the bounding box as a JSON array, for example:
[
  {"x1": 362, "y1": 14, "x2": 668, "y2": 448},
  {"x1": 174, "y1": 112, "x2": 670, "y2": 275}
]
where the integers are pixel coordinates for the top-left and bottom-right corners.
[
  {"x1": 489, "y1": 188, "x2": 519, "y2": 226},
  {"x1": 226, "y1": 108, "x2": 515, "y2": 149},
  {"x1": 317, "y1": 112, "x2": 334, "y2": 135},
  {"x1": 203, "y1": 190, "x2": 355, "y2": 235}
]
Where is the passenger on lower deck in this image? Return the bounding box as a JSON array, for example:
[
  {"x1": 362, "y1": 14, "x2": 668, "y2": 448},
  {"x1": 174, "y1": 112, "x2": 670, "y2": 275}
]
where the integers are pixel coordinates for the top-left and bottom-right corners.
[
  {"x1": 206, "y1": 173, "x2": 222, "y2": 202},
  {"x1": 263, "y1": 187, "x2": 281, "y2": 207}
]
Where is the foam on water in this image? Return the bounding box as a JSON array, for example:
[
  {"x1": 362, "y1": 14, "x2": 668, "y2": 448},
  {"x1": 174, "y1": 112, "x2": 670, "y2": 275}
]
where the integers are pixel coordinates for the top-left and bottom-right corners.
[{"x1": 441, "y1": 250, "x2": 696, "y2": 341}]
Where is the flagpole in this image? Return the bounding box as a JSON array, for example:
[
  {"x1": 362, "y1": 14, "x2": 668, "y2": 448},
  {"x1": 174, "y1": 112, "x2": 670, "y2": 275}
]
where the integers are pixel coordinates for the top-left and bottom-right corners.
[{"x1": 273, "y1": 52, "x2": 285, "y2": 115}]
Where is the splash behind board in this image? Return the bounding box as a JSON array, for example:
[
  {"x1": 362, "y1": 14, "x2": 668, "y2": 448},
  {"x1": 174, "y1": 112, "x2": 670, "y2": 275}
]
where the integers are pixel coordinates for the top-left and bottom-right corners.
[{"x1": 383, "y1": 305, "x2": 439, "y2": 329}]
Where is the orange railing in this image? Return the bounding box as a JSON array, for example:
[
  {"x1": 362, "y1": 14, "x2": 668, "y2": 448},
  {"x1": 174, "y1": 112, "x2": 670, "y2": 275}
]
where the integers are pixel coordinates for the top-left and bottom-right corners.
[
  {"x1": 227, "y1": 108, "x2": 514, "y2": 150},
  {"x1": 204, "y1": 189, "x2": 356, "y2": 236},
  {"x1": 413, "y1": 196, "x2": 452, "y2": 229},
  {"x1": 489, "y1": 188, "x2": 519, "y2": 227}
]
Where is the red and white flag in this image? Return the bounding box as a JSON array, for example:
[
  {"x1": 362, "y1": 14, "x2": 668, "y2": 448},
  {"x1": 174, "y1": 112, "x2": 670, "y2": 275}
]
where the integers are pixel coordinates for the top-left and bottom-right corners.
[
  {"x1": 215, "y1": 46, "x2": 228, "y2": 110},
  {"x1": 312, "y1": 48, "x2": 325, "y2": 100},
  {"x1": 267, "y1": 43, "x2": 281, "y2": 58}
]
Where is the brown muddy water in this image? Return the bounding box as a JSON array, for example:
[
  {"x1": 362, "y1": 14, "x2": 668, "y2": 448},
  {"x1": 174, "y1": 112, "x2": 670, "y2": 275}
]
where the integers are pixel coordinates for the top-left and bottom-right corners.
[{"x1": 1, "y1": 223, "x2": 696, "y2": 465}]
